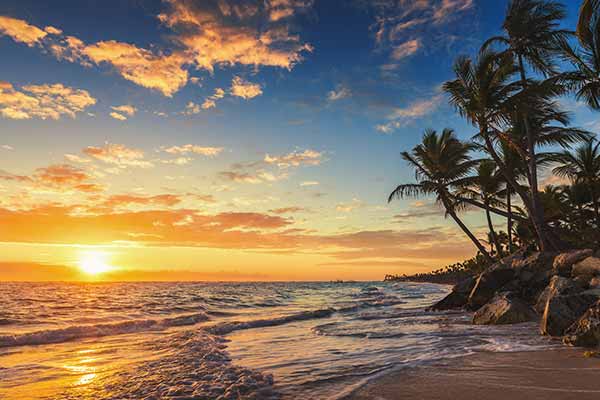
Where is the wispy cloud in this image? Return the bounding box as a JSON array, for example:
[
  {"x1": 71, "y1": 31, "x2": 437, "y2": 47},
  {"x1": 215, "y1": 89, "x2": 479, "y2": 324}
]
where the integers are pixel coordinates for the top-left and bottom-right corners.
[
  {"x1": 83, "y1": 143, "x2": 153, "y2": 168},
  {"x1": 375, "y1": 94, "x2": 443, "y2": 134}
]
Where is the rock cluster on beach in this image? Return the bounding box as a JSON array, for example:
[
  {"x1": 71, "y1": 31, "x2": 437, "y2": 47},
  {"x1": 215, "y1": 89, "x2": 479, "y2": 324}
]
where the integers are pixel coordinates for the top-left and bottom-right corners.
[{"x1": 431, "y1": 249, "x2": 600, "y2": 348}]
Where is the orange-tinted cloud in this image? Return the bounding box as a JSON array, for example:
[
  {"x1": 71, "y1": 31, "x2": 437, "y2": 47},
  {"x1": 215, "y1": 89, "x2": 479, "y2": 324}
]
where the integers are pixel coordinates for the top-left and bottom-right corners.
[
  {"x1": 158, "y1": 0, "x2": 313, "y2": 72},
  {"x1": 163, "y1": 144, "x2": 224, "y2": 156},
  {"x1": 0, "y1": 164, "x2": 104, "y2": 193},
  {"x1": 264, "y1": 149, "x2": 324, "y2": 168},
  {"x1": 83, "y1": 143, "x2": 153, "y2": 168},
  {"x1": 230, "y1": 76, "x2": 263, "y2": 99},
  {"x1": 0, "y1": 15, "x2": 47, "y2": 46},
  {"x1": 0, "y1": 81, "x2": 96, "y2": 120}
]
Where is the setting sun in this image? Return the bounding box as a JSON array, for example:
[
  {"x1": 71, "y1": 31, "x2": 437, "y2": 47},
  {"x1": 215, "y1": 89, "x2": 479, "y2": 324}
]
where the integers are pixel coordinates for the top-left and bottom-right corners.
[{"x1": 78, "y1": 252, "x2": 113, "y2": 275}]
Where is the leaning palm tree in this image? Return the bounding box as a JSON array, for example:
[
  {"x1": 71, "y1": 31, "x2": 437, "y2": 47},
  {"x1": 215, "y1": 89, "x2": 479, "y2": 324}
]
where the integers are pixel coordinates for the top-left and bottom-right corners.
[
  {"x1": 482, "y1": 0, "x2": 572, "y2": 251},
  {"x1": 460, "y1": 160, "x2": 505, "y2": 257},
  {"x1": 551, "y1": 139, "x2": 600, "y2": 227},
  {"x1": 388, "y1": 129, "x2": 492, "y2": 261}
]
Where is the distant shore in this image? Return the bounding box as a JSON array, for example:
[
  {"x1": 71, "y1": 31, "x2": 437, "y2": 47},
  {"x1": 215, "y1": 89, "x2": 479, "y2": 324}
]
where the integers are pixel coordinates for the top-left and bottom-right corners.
[{"x1": 347, "y1": 348, "x2": 600, "y2": 400}]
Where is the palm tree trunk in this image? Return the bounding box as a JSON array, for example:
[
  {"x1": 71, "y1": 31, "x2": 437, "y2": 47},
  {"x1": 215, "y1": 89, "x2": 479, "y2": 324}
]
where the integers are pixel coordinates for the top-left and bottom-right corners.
[
  {"x1": 507, "y1": 191, "x2": 514, "y2": 253},
  {"x1": 485, "y1": 200, "x2": 503, "y2": 258},
  {"x1": 441, "y1": 196, "x2": 493, "y2": 262},
  {"x1": 590, "y1": 185, "x2": 600, "y2": 228},
  {"x1": 517, "y1": 54, "x2": 554, "y2": 252},
  {"x1": 454, "y1": 196, "x2": 528, "y2": 223}
]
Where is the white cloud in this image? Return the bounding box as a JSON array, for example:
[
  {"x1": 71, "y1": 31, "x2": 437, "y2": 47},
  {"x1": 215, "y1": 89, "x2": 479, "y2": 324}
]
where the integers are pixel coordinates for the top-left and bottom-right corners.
[
  {"x1": 264, "y1": 149, "x2": 324, "y2": 168},
  {"x1": 1, "y1": 144, "x2": 14, "y2": 151},
  {"x1": 110, "y1": 111, "x2": 128, "y2": 121},
  {"x1": 111, "y1": 104, "x2": 137, "y2": 116},
  {"x1": 163, "y1": 144, "x2": 224, "y2": 156},
  {"x1": 376, "y1": 95, "x2": 443, "y2": 134},
  {"x1": 327, "y1": 84, "x2": 351, "y2": 101},
  {"x1": 391, "y1": 39, "x2": 420, "y2": 60},
  {"x1": 300, "y1": 180, "x2": 319, "y2": 186}
]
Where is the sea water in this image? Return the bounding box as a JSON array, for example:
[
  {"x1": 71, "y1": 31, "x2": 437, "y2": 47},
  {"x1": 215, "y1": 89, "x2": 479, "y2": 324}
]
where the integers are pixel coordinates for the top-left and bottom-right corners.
[{"x1": 0, "y1": 281, "x2": 553, "y2": 399}]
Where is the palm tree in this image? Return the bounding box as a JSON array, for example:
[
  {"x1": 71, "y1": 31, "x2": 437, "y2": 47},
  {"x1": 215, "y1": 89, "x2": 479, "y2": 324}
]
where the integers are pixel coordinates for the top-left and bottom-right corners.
[
  {"x1": 482, "y1": 0, "x2": 572, "y2": 251},
  {"x1": 551, "y1": 139, "x2": 600, "y2": 227},
  {"x1": 460, "y1": 160, "x2": 505, "y2": 257},
  {"x1": 443, "y1": 50, "x2": 550, "y2": 249},
  {"x1": 388, "y1": 129, "x2": 493, "y2": 261},
  {"x1": 577, "y1": 0, "x2": 600, "y2": 45},
  {"x1": 562, "y1": 0, "x2": 600, "y2": 110}
]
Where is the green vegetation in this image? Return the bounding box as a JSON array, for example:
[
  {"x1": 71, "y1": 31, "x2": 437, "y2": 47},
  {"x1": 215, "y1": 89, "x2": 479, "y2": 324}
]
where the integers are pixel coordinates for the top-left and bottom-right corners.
[{"x1": 387, "y1": 0, "x2": 600, "y2": 282}]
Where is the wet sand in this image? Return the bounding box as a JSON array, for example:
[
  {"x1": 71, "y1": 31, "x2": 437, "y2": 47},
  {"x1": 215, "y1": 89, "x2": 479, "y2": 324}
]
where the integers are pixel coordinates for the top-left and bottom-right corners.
[{"x1": 348, "y1": 349, "x2": 600, "y2": 400}]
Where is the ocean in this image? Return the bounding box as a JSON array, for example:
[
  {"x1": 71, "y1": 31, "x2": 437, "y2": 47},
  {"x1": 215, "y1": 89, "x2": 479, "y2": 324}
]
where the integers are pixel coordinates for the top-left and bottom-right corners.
[{"x1": 0, "y1": 281, "x2": 554, "y2": 399}]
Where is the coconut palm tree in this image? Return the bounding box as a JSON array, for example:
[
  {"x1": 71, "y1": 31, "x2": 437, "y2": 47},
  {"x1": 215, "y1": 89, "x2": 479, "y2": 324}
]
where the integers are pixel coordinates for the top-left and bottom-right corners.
[
  {"x1": 388, "y1": 129, "x2": 493, "y2": 261},
  {"x1": 482, "y1": 0, "x2": 572, "y2": 251},
  {"x1": 551, "y1": 139, "x2": 600, "y2": 227},
  {"x1": 460, "y1": 160, "x2": 505, "y2": 257},
  {"x1": 561, "y1": 0, "x2": 600, "y2": 110}
]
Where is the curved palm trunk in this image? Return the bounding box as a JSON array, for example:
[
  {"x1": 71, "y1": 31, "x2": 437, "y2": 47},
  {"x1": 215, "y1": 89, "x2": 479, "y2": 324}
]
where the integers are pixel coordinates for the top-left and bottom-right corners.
[
  {"x1": 507, "y1": 191, "x2": 514, "y2": 253},
  {"x1": 517, "y1": 54, "x2": 555, "y2": 252},
  {"x1": 485, "y1": 199, "x2": 503, "y2": 258},
  {"x1": 442, "y1": 196, "x2": 493, "y2": 262},
  {"x1": 590, "y1": 185, "x2": 600, "y2": 228}
]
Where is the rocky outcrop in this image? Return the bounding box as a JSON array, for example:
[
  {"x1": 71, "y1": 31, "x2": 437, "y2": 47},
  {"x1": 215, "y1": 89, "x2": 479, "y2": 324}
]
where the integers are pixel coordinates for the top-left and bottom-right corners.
[
  {"x1": 473, "y1": 293, "x2": 536, "y2": 325},
  {"x1": 552, "y1": 249, "x2": 593, "y2": 277},
  {"x1": 563, "y1": 300, "x2": 600, "y2": 348},
  {"x1": 572, "y1": 257, "x2": 600, "y2": 278},
  {"x1": 429, "y1": 276, "x2": 476, "y2": 311},
  {"x1": 467, "y1": 262, "x2": 516, "y2": 310},
  {"x1": 534, "y1": 276, "x2": 582, "y2": 314},
  {"x1": 540, "y1": 292, "x2": 599, "y2": 337},
  {"x1": 508, "y1": 252, "x2": 555, "y2": 303}
]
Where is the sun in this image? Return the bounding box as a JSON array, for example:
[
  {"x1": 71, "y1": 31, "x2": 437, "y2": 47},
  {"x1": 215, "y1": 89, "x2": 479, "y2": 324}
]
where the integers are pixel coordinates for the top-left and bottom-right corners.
[{"x1": 78, "y1": 251, "x2": 113, "y2": 275}]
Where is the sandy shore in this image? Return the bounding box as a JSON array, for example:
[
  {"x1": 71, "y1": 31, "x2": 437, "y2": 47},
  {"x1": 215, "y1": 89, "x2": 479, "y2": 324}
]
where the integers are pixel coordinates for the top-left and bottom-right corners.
[{"x1": 348, "y1": 349, "x2": 600, "y2": 400}]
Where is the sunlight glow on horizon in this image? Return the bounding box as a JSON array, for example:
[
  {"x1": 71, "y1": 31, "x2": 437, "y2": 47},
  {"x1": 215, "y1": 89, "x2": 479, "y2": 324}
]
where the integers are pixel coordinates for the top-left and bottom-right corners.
[{"x1": 78, "y1": 251, "x2": 114, "y2": 275}]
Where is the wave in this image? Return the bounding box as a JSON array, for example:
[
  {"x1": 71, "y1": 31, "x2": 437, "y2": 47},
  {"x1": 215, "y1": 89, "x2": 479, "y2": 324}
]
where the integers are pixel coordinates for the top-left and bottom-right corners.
[
  {"x1": 206, "y1": 308, "x2": 335, "y2": 335},
  {"x1": 0, "y1": 312, "x2": 209, "y2": 348}
]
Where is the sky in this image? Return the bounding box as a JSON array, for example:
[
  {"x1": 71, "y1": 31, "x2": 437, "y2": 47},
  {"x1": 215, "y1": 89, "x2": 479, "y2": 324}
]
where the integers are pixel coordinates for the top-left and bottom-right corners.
[{"x1": 0, "y1": 0, "x2": 595, "y2": 281}]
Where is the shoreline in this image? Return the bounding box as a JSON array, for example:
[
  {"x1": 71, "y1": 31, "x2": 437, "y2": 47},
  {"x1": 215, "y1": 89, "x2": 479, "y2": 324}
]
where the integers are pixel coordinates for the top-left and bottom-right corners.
[{"x1": 346, "y1": 348, "x2": 600, "y2": 400}]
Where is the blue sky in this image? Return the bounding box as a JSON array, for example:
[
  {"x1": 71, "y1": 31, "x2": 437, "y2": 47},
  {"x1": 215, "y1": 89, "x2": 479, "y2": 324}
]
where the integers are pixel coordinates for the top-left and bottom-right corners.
[{"x1": 0, "y1": 0, "x2": 594, "y2": 280}]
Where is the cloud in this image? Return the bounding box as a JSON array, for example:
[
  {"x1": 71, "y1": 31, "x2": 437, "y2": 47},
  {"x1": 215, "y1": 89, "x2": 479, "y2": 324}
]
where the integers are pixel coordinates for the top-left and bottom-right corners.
[
  {"x1": 0, "y1": 15, "x2": 47, "y2": 46},
  {"x1": 64, "y1": 154, "x2": 91, "y2": 163},
  {"x1": 81, "y1": 41, "x2": 189, "y2": 97},
  {"x1": 2, "y1": 2, "x2": 312, "y2": 97},
  {"x1": 163, "y1": 144, "x2": 224, "y2": 156},
  {"x1": 2, "y1": 144, "x2": 14, "y2": 151},
  {"x1": 327, "y1": 84, "x2": 351, "y2": 101},
  {"x1": 182, "y1": 101, "x2": 201, "y2": 115},
  {"x1": 230, "y1": 76, "x2": 263, "y2": 99},
  {"x1": 369, "y1": 0, "x2": 475, "y2": 64},
  {"x1": 158, "y1": 0, "x2": 313, "y2": 73},
  {"x1": 269, "y1": 206, "x2": 306, "y2": 214},
  {"x1": 110, "y1": 111, "x2": 128, "y2": 121},
  {"x1": 300, "y1": 180, "x2": 319, "y2": 186},
  {"x1": 336, "y1": 198, "x2": 364, "y2": 213},
  {"x1": 111, "y1": 104, "x2": 137, "y2": 116},
  {"x1": 0, "y1": 81, "x2": 96, "y2": 120},
  {"x1": 201, "y1": 99, "x2": 216, "y2": 109},
  {"x1": 83, "y1": 143, "x2": 153, "y2": 168},
  {"x1": 375, "y1": 95, "x2": 442, "y2": 134},
  {"x1": 103, "y1": 194, "x2": 182, "y2": 209},
  {"x1": 391, "y1": 39, "x2": 420, "y2": 60},
  {"x1": 0, "y1": 164, "x2": 104, "y2": 193},
  {"x1": 219, "y1": 170, "x2": 288, "y2": 184},
  {"x1": 264, "y1": 149, "x2": 324, "y2": 168}
]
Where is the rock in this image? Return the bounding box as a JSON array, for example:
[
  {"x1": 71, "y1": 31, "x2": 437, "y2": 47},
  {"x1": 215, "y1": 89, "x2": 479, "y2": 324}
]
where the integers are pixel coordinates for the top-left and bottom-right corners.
[
  {"x1": 511, "y1": 252, "x2": 555, "y2": 303},
  {"x1": 467, "y1": 262, "x2": 516, "y2": 310},
  {"x1": 552, "y1": 249, "x2": 593, "y2": 277},
  {"x1": 540, "y1": 292, "x2": 599, "y2": 337},
  {"x1": 563, "y1": 300, "x2": 600, "y2": 347},
  {"x1": 430, "y1": 276, "x2": 476, "y2": 311},
  {"x1": 473, "y1": 293, "x2": 536, "y2": 325},
  {"x1": 572, "y1": 257, "x2": 600, "y2": 278},
  {"x1": 534, "y1": 276, "x2": 582, "y2": 314},
  {"x1": 590, "y1": 277, "x2": 600, "y2": 289}
]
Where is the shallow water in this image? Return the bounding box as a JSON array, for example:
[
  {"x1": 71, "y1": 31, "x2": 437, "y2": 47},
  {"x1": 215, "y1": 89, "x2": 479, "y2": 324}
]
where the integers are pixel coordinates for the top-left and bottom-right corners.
[{"x1": 0, "y1": 282, "x2": 553, "y2": 399}]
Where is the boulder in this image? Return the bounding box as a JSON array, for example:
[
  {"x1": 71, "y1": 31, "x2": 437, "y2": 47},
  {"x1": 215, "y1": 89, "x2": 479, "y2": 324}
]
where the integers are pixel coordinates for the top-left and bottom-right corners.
[
  {"x1": 511, "y1": 252, "x2": 555, "y2": 303},
  {"x1": 572, "y1": 257, "x2": 600, "y2": 278},
  {"x1": 540, "y1": 292, "x2": 599, "y2": 337},
  {"x1": 563, "y1": 300, "x2": 600, "y2": 348},
  {"x1": 590, "y1": 277, "x2": 600, "y2": 289},
  {"x1": 552, "y1": 249, "x2": 593, "y2": 277},
  {"x1": 467, "y1": 262, "x2": 516, "y2": 310},
  {"x1": 534, "y1": 276, "x2": 582, "y2": 314},
  {"x1": 473, "y1": 293, "x2": 536, "y2": 325},
  {"x1": 430, "y1": 276, "x2": 476, "y2": 311}
]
